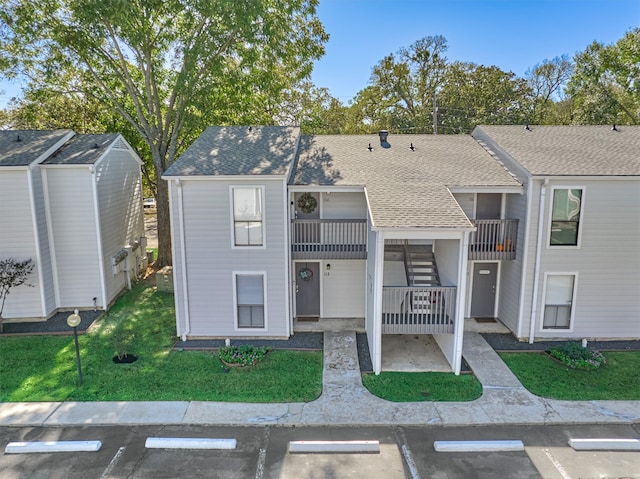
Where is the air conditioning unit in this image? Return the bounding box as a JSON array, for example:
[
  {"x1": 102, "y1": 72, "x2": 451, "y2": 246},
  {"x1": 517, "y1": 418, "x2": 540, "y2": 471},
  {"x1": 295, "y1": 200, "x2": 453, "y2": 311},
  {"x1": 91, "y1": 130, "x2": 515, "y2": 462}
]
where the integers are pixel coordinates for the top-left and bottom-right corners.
[{"x1": 111, "y1": 248, "x2": 128, "y2": 275}]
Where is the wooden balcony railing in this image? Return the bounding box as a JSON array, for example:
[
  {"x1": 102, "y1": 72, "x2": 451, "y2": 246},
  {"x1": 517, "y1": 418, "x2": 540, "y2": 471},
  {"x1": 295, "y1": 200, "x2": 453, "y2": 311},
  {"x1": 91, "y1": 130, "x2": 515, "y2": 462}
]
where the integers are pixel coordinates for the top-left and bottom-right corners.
[
  {"x1": 469, "y1": 219, "x2": 518, "y2": 260},
  {"x1": 382, "y1": 286, "x2": 456, "y2": 334},
  {"x1": 291, "y1": 219, "x2": 367, "y2": 259}
]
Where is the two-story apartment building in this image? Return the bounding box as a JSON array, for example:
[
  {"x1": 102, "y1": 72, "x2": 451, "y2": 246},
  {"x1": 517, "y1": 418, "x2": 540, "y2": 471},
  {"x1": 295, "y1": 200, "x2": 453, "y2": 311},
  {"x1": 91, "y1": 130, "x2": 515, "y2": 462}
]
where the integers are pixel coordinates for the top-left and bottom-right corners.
[{"x1": 163, "y1": 126, "x2": 524, "y2": 374}]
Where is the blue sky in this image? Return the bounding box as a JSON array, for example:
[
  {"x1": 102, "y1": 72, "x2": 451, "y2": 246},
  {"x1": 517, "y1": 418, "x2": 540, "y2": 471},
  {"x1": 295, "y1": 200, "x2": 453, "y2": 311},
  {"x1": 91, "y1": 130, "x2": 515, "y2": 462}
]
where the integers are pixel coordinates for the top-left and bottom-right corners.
[
  {"x1": 311, "y1": 0, "x2": 640, "y2": 104},
  {"x1": 1, "y1": 0, "x2": 638, "y2": 108}
]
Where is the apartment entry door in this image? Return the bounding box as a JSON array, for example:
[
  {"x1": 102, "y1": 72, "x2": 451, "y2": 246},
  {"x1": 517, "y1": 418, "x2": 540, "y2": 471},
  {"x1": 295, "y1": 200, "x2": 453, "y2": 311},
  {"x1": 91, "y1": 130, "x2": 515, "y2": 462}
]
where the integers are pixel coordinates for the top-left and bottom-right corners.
[
  {"x1": 295, "y1": 262, "x2": 320, "y2": 319},
  {"x1": 470, "y1": 263, "x2": 498, "y2": 318}
]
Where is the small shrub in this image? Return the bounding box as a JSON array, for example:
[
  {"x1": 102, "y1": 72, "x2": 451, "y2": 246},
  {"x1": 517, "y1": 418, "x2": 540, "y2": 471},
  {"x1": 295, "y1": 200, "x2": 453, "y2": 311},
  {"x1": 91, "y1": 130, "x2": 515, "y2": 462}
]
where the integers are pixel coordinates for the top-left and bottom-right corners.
[
  {"x1": 218, "y1": 345, "x2": 269, "y2": 367},
  {"x1": 549, "y1": 342, "x2": 606, "y2": 370}
]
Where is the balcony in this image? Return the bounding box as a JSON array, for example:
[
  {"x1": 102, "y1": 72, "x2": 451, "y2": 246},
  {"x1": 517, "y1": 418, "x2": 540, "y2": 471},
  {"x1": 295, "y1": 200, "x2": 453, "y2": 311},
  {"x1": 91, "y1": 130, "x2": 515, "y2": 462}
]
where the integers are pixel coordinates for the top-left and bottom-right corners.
[
  {"x1": 291, "y1": 219, "x2": 367, "y2": 260},
  {"x1": 468, "y1": 219, "x2": 518, "y2": 260},
  {"x1": 382, "y1": 286, "x2": 456, "y2": 334}
]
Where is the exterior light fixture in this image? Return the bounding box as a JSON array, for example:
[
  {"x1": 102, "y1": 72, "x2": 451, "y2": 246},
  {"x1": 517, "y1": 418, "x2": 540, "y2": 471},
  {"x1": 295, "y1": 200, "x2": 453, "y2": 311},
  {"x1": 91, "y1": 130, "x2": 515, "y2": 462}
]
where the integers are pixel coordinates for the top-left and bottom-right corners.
[
  {"x1": 67, "y1": 310, "x2": 83, "y2": 385},
  {"x1": 326, "y1": 263, "x2": 331, "y2": 271}
]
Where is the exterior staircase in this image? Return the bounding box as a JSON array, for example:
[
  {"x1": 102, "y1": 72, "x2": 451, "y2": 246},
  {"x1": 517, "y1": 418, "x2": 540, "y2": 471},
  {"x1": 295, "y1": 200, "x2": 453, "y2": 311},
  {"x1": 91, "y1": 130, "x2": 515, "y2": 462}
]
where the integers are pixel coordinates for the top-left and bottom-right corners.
[{"x1": 403, "y1": 243, "x2": 440, "y2": 287}]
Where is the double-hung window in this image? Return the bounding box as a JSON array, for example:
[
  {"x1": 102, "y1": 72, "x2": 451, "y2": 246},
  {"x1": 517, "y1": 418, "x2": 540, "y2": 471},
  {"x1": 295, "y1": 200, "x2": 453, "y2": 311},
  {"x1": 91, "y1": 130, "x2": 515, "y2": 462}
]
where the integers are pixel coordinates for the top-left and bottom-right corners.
[
  {"x1": 550, "y1": 188, "x2": 583, "y2": 246},
  {"x1": 234, "y1": 273, "x2": 265, "y2": 329},
  {"x1": 542, "y1": 274, "x2": 577, "y2": 330},
  {"x1": 232, "y1": 186, "x2": 264, "y2": 247}
]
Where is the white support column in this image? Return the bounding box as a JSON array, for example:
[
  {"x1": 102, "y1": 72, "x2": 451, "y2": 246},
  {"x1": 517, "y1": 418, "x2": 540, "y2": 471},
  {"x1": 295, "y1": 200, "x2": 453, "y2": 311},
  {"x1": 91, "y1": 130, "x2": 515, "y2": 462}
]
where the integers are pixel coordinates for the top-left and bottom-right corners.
[
  {"x1": 372, "y1": 231, "x2": 385, "y2": 375},
  {"x1": 453, "y1": 231, "x2": 470, "y2": 375}
]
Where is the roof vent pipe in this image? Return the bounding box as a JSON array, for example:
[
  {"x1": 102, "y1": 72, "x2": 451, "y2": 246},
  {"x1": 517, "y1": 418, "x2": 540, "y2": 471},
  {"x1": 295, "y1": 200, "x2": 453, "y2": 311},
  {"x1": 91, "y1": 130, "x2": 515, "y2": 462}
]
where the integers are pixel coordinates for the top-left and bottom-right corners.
[
  {"x1": 378, "y1": 130, "x2": 389, "y2": 143},
  {"x1": 611, "y1": 124, "x2": 619, "y2": 132}
]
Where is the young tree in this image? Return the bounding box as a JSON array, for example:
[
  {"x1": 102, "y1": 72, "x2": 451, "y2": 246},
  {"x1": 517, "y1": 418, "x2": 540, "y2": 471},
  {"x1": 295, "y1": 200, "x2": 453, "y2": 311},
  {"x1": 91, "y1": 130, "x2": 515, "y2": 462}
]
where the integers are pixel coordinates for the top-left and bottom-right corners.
[
  {"x1": 0, "y1": 0, "x2": 328, "y2": 267},
  {"x1": 0, "y1": 258, "x2": 34, "y2": 333}
]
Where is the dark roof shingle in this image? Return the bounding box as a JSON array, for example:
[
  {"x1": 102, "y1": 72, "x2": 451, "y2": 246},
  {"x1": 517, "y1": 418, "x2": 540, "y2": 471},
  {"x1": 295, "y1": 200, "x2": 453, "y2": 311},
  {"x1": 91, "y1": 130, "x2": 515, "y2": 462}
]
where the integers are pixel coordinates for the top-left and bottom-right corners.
[{"x1": 0, "y1": 130, "x2": 73, "y2": 167}]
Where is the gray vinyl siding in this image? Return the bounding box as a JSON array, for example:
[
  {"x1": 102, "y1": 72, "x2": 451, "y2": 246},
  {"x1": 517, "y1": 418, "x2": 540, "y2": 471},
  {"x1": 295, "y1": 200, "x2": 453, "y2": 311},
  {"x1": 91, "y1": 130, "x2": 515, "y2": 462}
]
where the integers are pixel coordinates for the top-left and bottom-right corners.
[
  {"x1": 30, "y1": 167, "x2": 56, "y2": 315},
  {"x1": 0, "y1": 170, "x2": 42, "y2": 318},
  {"x1": 321, "y1": 260, "x2": 366, "y2": 318},
  {"x1": 453, "y1": 193, "x2": 475, "y2": 219},
  {"x1": 96, "y1": 150, "x2": 144, "y2": 305},
  {"x1": 44, "y1": 168, "x2": 102, "y2": 308},
  {"x1": 531, "y1": 178, "x2": 640, "y2": 339},
  {"x1": 321, "y1": 192, "x2": 367, "y2": 219},
  {"x1": 496, "y1": 191, "x2": 528, "y2": 334},
  {"x1": 177, "y1": 178, "x2": 288, "y2": 337}
]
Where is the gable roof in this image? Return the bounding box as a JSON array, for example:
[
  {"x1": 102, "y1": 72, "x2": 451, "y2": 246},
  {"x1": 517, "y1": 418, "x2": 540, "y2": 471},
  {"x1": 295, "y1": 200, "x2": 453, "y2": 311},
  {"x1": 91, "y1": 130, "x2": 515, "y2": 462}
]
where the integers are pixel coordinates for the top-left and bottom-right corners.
[
  {"x1": 0, "y1": 129, "x2": 74, "y2": 167},
  {"x1": 474, "y1": 125, "x2": 640, "y2": 176},
  {"x1": 163, "y1": 126, "x2": 301, "y2": 177},
  {"x1": 42, "y1": 133, "x2": 121, "y2": 165},
  {"x1": 293, "y1": 134, "x2": 521, "y2": 229}
]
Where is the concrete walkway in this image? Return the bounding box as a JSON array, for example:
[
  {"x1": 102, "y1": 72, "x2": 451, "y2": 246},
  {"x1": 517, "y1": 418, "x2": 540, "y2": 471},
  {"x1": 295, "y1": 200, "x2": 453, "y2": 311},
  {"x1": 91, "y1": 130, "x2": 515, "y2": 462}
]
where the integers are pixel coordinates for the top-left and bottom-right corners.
[{"x1": 0, "y1": 332, "x2": 638, "y2": 427}]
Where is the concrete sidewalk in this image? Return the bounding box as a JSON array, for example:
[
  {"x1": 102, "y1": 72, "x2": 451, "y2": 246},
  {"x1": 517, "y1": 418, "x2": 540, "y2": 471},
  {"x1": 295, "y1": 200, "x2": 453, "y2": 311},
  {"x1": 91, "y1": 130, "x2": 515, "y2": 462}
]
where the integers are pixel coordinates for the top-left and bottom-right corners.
[{"x1": 0, "y1": 332, "x2": 638, "y2": 427}]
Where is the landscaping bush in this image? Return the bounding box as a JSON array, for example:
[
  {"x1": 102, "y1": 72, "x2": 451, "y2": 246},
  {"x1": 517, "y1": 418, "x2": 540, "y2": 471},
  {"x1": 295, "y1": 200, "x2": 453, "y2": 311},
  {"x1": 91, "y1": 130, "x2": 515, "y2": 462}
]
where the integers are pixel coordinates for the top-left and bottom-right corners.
[
  {"x1": 218, "y1": 344, "x2": 269, "y2": 367},
  {"x1": 548, "y1": 342, "x2": 606, "y2": 370}
]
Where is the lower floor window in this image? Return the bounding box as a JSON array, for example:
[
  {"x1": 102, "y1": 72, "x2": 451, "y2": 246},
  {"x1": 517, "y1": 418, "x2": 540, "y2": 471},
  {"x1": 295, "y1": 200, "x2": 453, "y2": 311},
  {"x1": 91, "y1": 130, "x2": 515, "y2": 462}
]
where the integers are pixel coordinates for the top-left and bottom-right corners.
[
  {"x1": 542, "y1": 274, "x2": 575, "y2": 329},
  {"x1": 235, "y1": 273, "x2": 265, "y2": 328}
]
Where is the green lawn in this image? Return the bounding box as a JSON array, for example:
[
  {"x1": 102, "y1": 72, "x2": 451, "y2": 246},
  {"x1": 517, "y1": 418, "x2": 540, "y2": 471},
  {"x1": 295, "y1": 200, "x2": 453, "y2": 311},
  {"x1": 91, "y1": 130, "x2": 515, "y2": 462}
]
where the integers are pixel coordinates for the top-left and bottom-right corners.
[
  {"x1": 362, "y1": 371, "x2": 483, "y2": 402},
  {"x1": 0, "y1": 283, "x2": 322, "y2": 403},
  {"x1": 500, "y1": 351, "x2": 640, "y2": 401}
]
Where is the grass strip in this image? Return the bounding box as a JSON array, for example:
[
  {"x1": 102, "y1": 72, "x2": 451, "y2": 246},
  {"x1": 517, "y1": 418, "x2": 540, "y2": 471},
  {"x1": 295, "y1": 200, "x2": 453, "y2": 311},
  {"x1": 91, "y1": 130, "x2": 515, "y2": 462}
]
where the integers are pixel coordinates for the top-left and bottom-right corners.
[
  {"x1": 499, "y1": 351, "x2": 640, "y2": 400},
  {"x1": 362, "y1": 371, "x2": 482, "y2": 402}
]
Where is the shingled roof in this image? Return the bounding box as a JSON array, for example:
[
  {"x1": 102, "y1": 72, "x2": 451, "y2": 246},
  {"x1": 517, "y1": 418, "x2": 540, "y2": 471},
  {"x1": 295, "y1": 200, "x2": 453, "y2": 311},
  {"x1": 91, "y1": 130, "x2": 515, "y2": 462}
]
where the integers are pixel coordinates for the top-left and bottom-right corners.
[
  {"x1": 42, "y1": 134, "x2": 120, "y2": 165},
  {"x1": 163, "y1": 126, "x2": 301, "y2": 177},
  {"x1": 0, "y1": 130, "x2": 73, "y2": 167},
  {"x1": 474, "y1": 125, "x2": 640, "y2": 176},
  {"x1": 292, "y1": 134, "x2": 522, "y2": 229}
]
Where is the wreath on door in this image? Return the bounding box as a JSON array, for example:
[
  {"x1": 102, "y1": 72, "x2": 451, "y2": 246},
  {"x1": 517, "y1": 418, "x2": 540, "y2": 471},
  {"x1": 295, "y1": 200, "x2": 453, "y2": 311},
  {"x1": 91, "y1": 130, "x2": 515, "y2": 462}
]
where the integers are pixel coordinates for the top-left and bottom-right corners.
[
  {"x1": 297, "y1": 192, "x2": 317, "y2": 214},
  {"x1": 299, "y1": 267, "x2": 313, "y2": 281}
]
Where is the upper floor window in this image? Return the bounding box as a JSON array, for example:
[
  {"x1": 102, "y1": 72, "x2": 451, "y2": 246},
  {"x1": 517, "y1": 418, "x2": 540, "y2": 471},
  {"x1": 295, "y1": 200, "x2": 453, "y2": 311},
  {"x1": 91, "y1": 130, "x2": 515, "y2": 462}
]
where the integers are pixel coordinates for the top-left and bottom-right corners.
[
  {"x1": 232, "y1": 186, "x2": 264, "y2": 247},
  {"x1": 550, "y1": 188, "x2": 582, "y2": 246}
]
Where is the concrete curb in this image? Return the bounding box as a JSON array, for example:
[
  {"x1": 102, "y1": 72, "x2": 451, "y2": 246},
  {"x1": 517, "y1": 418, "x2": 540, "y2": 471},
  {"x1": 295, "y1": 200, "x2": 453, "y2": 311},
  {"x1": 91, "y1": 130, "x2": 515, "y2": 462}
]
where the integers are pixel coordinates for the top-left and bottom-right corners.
[
  {"x1": 5, "y1": 441, "x2": 102, "y2": 454},
  {"x1": 434, "y1": 440, "x2": 524, "y2": 452},
  {"x1": 144, "y1": 437, "x2": 237, "y2": 450},
  {"x1": 569, "y1": 438, "x2": 640, "y2": 451},
  {"x1": 289, "y1": 440, "x2": 380, "y2": 453}
]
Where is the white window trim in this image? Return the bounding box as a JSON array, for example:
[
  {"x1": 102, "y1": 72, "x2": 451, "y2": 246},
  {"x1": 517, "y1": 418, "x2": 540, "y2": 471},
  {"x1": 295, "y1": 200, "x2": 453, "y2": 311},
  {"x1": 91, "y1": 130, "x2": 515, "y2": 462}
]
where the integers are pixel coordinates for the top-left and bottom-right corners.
[
  {"x1": 539, "y1": 272, "x2": 578, "y2": 333},
  {"x1": 230, "y1": 185, "x2": 266, "y2": 250},
  {"x1": 547, "y1": 185, "x2": 585, "y2": 249},
  {"x1": 232, "y1": 271, "x2": 268, "y2": 331}
]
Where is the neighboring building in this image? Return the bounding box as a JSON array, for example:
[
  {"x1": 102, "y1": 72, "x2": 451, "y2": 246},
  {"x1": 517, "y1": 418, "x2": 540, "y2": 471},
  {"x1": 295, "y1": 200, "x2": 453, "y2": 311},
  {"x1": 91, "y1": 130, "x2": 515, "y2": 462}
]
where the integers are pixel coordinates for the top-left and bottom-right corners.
[
  {"x1": 0, "y1": 130, "x2": 146, "y2": 322},
  {"x1": 472, "y1": 125, "x2": 640, "y2": 342},
  {"x1": 163, "y1": 126, "x2": 523, "y2": 374}
]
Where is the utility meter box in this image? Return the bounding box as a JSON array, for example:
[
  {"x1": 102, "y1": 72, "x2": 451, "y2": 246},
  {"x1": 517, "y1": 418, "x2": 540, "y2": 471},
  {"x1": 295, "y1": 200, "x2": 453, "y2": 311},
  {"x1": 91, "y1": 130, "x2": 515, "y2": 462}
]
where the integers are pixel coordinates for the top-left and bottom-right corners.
[{"x1": 156, "y1": 266, "x2": 174, "y2": 293}]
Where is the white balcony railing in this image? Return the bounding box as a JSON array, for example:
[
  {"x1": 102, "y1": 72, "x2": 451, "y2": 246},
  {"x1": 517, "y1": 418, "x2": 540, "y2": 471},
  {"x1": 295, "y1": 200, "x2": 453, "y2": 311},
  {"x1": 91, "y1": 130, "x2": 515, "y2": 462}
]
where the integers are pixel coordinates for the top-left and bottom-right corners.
[
  {"x1": 469, "y1": 219, "x2": 518, "y2": 260},
  {"x1": 291, "y1": 219, "x2": 367, "y2": 259}
]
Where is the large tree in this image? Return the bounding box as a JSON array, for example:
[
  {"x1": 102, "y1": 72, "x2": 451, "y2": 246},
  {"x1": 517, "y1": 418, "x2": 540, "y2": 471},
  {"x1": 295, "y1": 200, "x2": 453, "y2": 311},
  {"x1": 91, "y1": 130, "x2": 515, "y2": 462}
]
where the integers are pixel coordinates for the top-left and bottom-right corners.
[
  {"x1": 0, "y1": 0, "x2": 327, "y2": 266},
  {"x1": 566, "y1": 28, "x2": 640, "y2": 125},
  {"x1": 525, "y1": 55, "x2": 574, "y2": 124}
]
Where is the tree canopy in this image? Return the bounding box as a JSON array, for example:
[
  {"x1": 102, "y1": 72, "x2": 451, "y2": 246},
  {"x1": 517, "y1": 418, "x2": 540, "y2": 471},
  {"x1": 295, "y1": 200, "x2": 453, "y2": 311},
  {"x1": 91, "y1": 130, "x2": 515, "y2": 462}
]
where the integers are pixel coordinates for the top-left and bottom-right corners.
[{"x1": 0, "y1": 0, "x2": 328, "y2": 266}]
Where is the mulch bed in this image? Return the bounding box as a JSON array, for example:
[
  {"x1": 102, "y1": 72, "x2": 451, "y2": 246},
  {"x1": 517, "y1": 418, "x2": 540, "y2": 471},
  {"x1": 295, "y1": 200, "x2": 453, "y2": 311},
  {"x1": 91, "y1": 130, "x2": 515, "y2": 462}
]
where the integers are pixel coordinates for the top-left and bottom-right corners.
[
  {"x1": 1, "y1": 310, "x2": 103, "y2": 336},
  {"x1": 173, "y1": 332, "x2": 324, "y2": 351},
  {"x1": 482, "y1": 333, "x2": 640, "y2": 352}
]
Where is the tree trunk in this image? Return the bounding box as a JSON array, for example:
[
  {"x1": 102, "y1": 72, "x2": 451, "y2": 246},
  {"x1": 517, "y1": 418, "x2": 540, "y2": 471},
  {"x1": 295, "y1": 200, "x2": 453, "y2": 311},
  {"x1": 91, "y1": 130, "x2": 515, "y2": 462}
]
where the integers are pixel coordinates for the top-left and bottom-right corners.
[{"x1": 154, "y1": 163, "x2": 172, "y2": 268}]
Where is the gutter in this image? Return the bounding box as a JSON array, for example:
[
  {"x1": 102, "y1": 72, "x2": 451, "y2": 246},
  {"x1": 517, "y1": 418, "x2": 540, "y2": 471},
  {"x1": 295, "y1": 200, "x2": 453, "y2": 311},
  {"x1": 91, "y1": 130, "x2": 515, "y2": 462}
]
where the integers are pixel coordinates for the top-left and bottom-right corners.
[
  {"x1": 175, "y1": 179, "x2": 191, "y2": 340},
  {"x1": 528, "y1": 178, "x2": 549, "y2": 343}
]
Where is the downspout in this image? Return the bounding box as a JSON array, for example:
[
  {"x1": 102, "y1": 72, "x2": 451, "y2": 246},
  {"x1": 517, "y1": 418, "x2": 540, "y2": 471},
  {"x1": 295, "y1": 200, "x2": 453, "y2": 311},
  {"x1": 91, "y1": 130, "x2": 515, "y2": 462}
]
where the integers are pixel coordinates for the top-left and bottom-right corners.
[
  {"x1": 528, "y1": 178, "x2": 549, "y2": 343},
  {"x1": 176, "y1": 179, "x2": 191, "y2": 341},
  {"x1": 90, "y1": 165, "x2": 108, "y2": 309},
  {"x1": 283, "y1": 179, "x2": 292, "y2": 336},
  {"x1": 453, "y1": 231, "x2": 470, "y2": 375}
]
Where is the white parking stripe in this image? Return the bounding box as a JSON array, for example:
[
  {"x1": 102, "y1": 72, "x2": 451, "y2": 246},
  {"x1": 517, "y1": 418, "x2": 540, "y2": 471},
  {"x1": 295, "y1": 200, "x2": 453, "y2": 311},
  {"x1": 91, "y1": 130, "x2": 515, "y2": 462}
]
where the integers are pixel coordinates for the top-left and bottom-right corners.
[
  {"x1": 100, "y1": 446, "x2": 126, "y2": 479},
  {"x1": 543, "y1": 447, "x2": 572, "y2": 479},
  {"x1": 145, "y1": 437, "x2": 237, "y2": 449},
  {"x1": 288, "y1": 440, "x2": 380, "y2": 453},
  {"x1": 5, "y1": 441, "x2": 102, "y2": 454}
]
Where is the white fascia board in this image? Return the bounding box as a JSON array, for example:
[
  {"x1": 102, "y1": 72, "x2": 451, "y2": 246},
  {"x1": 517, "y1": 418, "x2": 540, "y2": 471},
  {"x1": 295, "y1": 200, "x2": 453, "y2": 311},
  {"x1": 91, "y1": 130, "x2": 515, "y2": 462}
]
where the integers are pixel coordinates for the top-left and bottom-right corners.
[
  {"x1": 111, "y1": 134, "x2": 144, "y2": 166},
  {"x1": 31, "y1": 130, "x2": 76, "y2": 166},
  {"x1": 160, "y1": 174, "x2": 288, "y2": 181},
  {"x1": 447, "y1": 185, "x2": 523, "y2": 194},
  {"x1": 288, "y1": 185, "x2": 365, "y2": 192},
  {"x1": 531, "y1": 174, "x2": 640, "y2": 181},
  {"x1": 374, "y1": 228, "x2": 472, "y2": 239}
]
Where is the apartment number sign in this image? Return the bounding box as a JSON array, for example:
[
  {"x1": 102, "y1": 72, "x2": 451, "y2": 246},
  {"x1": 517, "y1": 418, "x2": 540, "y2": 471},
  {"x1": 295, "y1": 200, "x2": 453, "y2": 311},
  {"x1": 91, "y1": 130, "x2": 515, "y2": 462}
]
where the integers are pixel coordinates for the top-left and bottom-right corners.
[{"x1": 297, "y1": 193, "x2": 317, "y2": 214}]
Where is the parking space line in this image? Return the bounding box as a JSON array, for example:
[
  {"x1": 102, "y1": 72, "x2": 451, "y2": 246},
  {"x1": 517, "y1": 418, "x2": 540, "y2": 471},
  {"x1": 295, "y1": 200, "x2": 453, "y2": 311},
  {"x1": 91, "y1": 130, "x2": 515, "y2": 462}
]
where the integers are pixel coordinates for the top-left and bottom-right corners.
[
  {"x1": 434, "y1": 440, "x2": 524, "y2": 452},
  {"x1": 5, "y1": 440, "x2": 102, "y2": 454},
  {"x1": 569, "y1": 438, "x2": 640, "y2": 451},
  {"x1": 543, "y1": 447, "x2": 572, "y2": 479},
  {"x1": 288, "y1": 440, "x2": 380, "y2": 453},
  {"x1": 100, "y1": 446, "x2": 126, "y2": 479},
  {"x1": 255, "y1": 427, "x2": 270, "y2": 479},
  {"x1": 145, "y1": 437, "x2": 237, "y2": 449}
]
